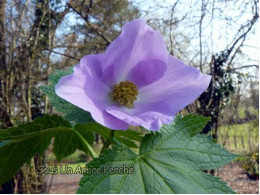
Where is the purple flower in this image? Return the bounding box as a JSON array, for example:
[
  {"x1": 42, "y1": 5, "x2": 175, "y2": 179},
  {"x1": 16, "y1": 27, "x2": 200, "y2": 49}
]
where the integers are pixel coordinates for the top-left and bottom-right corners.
[{"x1": 55, "y1": 19, "x2": 211, "y2": 131}]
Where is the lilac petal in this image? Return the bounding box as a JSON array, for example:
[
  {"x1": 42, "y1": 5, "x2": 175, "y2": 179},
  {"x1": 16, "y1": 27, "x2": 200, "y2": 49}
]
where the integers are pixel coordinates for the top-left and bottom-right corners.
[
  {"x1": 55, "y1": 55, "x2": 129, "y2": 130},
  {"x1": 126, "y1": 59, "x2": 167, "y2": 88},
  {"x1": 79, "y1": 54, "x2": 109, "y2": 101},
  {"x1": 102, "y1": 19, "x2": 168, "y2": 87},
  {"x1": 106, "y1": 105, "x2": 173, "y2": 131},
  {"x1": 139, "y1": 54, "x2": 211, "y2": 110}
]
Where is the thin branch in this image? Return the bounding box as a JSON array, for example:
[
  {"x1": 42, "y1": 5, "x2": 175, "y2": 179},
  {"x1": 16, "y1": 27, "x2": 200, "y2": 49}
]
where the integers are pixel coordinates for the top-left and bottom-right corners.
[
  {"x1": 169, "y1": 0, "x2": 179, "y2": 55},
  {"x1": 51, "y1": 50, "x2": 80, "y2": 61},
  {"x1": 206, "y1": 55, "x2": 215, "y2": 109},
  {"x1": 199, "y1": 0, "x2": 207, "y2": 72},
  {"x1": 67, "y1": 2, "x2": 111, "y2": 45},
  {"x1": 86, "y1": 21, "x2": 111, "y2": 45},
  {"x1": 67, "y1": 2, "x2": 88, "y2": 21},
  {"x1": 228, "y1": 6, "x2": 258, "y2": 59},
  {"x1": 231, "y1": 64, "x2": 259, "y2": 70}
]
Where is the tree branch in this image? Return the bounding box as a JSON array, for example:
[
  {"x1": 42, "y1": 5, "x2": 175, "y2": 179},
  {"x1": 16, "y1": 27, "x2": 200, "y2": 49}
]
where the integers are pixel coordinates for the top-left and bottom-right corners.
[
  {"x1": 67, "y1": 2, "x2": 111, "y2": 45},
  {"x1": 51, "y1": 50, "x2": 80, "y2": 61},
  {"x1": 230, "y1": 64, "x2": 259, "y2": 70}
]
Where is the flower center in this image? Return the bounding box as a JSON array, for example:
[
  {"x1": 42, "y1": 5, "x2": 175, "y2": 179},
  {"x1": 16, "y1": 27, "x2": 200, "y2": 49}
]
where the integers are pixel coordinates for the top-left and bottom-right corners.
[{"x1": 111, "y1": 81, "x2": 138, "y2": 108}]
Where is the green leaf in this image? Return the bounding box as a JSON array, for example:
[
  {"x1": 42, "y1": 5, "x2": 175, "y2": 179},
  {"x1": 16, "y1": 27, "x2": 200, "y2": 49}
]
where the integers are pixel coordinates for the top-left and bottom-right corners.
[
  {"x1": 78, "y1": 122, "x2": 143, "y2": 148},
  {"x1": 53, "y1": 124, "x2": 94, "y2": 161},
  {"x1": 0, "y1": 115, "x2": 94, "y2": 186},
  {"x1": 169, "y1": 114, "x2": 211, "y2": 136},
  {"x1": 78, "y1": 114, "x2": 236, "y2": 194},
  {"x1": 40, "y1": 68, "x2": 93, "y2": 124}
]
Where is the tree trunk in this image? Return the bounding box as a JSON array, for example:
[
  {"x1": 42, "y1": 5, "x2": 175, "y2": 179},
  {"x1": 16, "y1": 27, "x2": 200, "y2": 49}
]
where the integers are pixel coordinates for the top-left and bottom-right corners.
[
  {"x1": 0, "y1": 1, "x2": 15, "y2": 193},
  {"x1": 0, "y1": 0, "x2": 5, "y2": 68}
]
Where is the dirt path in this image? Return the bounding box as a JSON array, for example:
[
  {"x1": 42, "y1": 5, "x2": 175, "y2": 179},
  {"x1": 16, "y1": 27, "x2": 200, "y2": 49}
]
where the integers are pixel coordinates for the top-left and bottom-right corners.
[
  {"x1": 47, "y1": 162, "x2": 259, "y2": 194},
  {"x1": 46, "y1": 174, "x2": 81, "y2": 194},
  {"x1": 216, "y1": 163, "x2": 259, "y2": 194}
]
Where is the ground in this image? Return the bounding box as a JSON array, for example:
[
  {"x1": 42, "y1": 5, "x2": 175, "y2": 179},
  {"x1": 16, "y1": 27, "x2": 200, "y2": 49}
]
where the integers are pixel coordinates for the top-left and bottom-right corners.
[
  {"x1": 216, "y1": 163, "x2": 259, "y2": 194},
  {"x1": 46, "y1": 162, "x2": 259, "y2": 194}
]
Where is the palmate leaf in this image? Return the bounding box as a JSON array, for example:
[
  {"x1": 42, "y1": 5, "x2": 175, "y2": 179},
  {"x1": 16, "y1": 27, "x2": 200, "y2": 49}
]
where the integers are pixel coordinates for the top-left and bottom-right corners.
[
  {"x1": 0, "y1": 115, "x2": 94, "y2": 186},
  {"x1": 78, "y1": 114, "x2": 237, "y2": 194},
  {"x1": 40, "y1": 68, "x2": 93, "y2": 124}
]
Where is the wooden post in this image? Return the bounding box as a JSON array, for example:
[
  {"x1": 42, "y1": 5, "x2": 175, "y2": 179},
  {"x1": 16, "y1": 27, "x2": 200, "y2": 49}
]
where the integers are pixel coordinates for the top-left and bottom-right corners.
[
  {"x1": 226, "y1": 134, "x2": 229, "y2": 148},
  {"x1": 241, "y1": 136, "x2": 245, "y2": 151},
  {"x1": 234, "y1": 135, "x2": 237, "y2": 149}
]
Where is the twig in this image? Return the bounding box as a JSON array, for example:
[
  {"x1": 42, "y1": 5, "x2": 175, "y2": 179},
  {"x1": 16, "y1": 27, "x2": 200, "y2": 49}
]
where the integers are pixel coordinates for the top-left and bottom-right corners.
[
  {"x1": 67, "y1": 2, "x2": 111, "y2": 45},
  {"x1": 230, "y1": 64, "x2": 259, "y2": 71},
  {"x1": 73, "y1": 129, "x2": 98, "y2": 158},
  {"x1": 100, "y1": 130, "x2": 115, "y2": 153},
  {"x1": 50, "y1": 50, "x2": 80, "y2": 61}
]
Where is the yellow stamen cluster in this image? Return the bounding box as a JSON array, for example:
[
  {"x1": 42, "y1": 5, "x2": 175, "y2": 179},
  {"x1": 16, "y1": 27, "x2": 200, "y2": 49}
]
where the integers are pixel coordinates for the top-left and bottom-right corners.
[{"x1": 111, "y1": 81, "x2": 138, "y2": 108}]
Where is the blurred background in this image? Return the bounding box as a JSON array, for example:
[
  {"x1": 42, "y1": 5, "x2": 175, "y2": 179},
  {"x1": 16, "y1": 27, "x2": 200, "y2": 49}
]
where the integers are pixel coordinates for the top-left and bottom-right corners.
[{"x1": 0, "y1": 0, "x2": 258, "y2": 194}]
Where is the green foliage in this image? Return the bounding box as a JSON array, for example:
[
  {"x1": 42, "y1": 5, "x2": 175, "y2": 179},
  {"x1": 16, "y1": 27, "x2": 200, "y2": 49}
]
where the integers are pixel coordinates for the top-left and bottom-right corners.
[
  {"x1": 78, "y1": 114, "x2": 236, "y2": 194},
  {"x1": 170, "y1": 114, "x2": 210, "y2": 136},
  {"x1": 0, "y1": 115, "x2": 94, "y2": 186},
  {"x1": 239, "y1": 152, "x2": 259, "y2": 180},
  {"x1": 40, "y1": 68, "x2": 93, "y2": 124},
  {"x1": 79, "y1": 122, "x2": 143, "y2": 148},
  {"x1": 0, "y1": 114, "x2": 143, "y2": 186}
]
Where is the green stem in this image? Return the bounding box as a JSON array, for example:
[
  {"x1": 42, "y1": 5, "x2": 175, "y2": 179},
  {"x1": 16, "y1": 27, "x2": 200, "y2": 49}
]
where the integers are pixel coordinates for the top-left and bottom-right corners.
[
  {"x1": 73, "y1": 129, "x2": 98, "y2": 158},
  {"x1": 100, "y1": 130, "x2": 115, "y2": 153}
]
